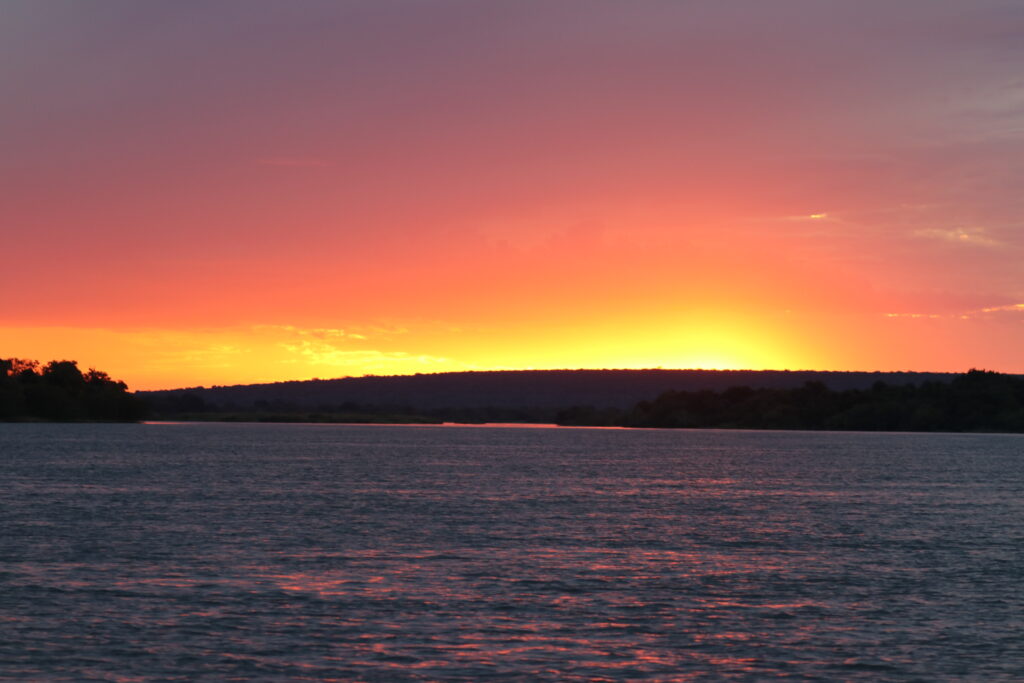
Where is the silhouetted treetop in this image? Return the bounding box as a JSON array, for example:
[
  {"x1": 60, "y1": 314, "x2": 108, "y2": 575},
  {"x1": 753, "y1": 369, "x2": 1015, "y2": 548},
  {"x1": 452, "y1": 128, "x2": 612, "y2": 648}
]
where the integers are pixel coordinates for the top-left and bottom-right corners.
[{"x1": 0, "y1": 358, "x2": 145, "y2": 422}]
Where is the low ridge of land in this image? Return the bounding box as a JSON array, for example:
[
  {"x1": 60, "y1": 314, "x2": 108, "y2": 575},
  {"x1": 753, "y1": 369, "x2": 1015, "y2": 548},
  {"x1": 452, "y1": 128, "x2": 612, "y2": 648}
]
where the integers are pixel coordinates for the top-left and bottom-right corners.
[{"x1": 142, "y1": 369, "x2": 965, "y2": 423}]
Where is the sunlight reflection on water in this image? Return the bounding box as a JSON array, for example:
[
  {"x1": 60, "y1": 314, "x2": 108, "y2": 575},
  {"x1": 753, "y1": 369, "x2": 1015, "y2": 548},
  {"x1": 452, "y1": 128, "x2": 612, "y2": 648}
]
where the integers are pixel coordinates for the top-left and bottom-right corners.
[{"x1": 1, "y1": 423, "x2": 1023, "y2": 680}]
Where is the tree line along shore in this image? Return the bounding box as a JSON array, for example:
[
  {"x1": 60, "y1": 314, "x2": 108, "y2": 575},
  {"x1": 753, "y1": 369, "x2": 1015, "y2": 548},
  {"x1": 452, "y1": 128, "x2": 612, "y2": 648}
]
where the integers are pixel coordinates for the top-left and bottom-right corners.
[
  {"x1": 4, "y1": 360, "x2": 1024, "y2": 432},
  {"x1": 556, "y1": 369, "x2": 1024, "y2": 432}
]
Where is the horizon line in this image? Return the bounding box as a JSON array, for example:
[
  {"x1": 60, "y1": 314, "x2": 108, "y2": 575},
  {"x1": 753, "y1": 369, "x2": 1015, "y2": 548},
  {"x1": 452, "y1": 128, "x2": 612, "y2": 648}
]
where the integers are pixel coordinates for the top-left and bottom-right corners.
[{"x1": 138, "y1": 366, "x2": 1002, "y2": 393}]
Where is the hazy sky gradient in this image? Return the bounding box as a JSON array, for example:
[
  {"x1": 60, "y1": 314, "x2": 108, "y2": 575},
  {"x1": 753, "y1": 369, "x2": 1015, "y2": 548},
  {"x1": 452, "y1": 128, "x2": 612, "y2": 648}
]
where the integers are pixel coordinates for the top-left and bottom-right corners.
[{"x1": 3, "y1": 1, "x2": 1023, "y2": 388}]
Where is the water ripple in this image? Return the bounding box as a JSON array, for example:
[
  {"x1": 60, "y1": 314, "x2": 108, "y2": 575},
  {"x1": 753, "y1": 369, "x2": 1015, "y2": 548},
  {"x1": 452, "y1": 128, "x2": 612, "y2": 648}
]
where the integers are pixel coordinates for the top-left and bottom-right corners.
[{"x1": 1, "y1": 424, "x2": 1022, "y2": 680}]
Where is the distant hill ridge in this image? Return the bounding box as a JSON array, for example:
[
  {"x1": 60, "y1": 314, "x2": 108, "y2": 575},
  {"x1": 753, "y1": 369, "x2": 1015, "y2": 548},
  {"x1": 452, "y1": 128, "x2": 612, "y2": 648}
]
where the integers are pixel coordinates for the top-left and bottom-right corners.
[{"x1": 141, "y1": 369, "x2": 966, "y2": 411}]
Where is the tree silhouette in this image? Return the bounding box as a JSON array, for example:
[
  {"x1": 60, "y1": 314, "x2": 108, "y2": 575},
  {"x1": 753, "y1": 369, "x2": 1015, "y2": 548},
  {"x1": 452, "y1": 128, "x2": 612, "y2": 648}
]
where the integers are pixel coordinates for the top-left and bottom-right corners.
[
  {"x1": 575, "y1": 371, "x2": 1024, "y2": 432},
  {"x1": 1, "y1": 358, "x2": 146, "y2": 422}
]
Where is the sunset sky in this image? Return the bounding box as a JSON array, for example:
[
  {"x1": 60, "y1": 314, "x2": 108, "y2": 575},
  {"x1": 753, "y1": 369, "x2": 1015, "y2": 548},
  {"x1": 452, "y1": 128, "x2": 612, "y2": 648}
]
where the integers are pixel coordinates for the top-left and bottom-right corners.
[{"x1": 3, "y1": 1, "x2": 1023, "y2": 390}]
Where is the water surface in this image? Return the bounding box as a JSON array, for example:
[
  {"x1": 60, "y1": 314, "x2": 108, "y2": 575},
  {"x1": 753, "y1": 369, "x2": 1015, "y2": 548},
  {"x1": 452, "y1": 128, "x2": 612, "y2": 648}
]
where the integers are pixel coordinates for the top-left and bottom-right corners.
[{"x1": 1, "y1": 423, "x2": 1022, "y2": 680}]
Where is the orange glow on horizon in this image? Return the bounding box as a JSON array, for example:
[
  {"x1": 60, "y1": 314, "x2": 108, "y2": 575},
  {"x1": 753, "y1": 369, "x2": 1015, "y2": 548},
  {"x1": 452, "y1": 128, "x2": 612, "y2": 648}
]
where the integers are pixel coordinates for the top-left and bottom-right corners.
[
  {"x1": 3, "y1": 3, "x2": 1022, "y2": 388},
  {"x1": 2, "y1": 305, "x2": 1018, "y2": 391}
]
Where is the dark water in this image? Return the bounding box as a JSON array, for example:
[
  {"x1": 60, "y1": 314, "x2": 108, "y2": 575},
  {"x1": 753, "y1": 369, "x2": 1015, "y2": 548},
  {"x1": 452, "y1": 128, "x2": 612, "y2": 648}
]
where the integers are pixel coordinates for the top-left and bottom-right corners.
[{"x1": 1, "y1": 423, "x2": 1022, "y2": 681}]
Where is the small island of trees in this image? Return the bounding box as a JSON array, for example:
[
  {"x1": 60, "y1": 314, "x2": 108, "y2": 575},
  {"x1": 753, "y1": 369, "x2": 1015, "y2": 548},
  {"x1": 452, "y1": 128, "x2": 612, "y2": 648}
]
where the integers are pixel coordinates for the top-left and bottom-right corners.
[{"x1": 0, "y1": 358, "x2": 146, "y2": 422}]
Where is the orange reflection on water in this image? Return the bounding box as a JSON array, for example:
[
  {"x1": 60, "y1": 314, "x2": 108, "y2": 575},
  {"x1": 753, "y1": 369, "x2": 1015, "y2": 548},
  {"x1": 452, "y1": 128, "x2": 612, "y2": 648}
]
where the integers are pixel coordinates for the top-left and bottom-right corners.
[{"x1": 83, "y1": 546, "x2": 833, "y2": 678}]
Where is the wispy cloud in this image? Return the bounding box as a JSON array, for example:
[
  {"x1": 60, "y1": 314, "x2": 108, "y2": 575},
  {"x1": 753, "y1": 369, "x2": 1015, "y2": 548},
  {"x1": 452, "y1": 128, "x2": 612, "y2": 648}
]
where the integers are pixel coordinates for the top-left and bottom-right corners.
[
  {"x1": 252, "y1": 323, "x2": 415, "y2": 341},
  {"x1": 886, "y1": 302, "x2": 1024, "y2": 320},
  {"x1": 784, "y1": 212, "x2": 835, "y2": 222},
  {"x1": 253, "y1": 324, "x2": 361, "y2": 340},
  {"x1": 884, "y1": 312, "x2": 944, "y2": 319},
  {"x1": 280, "y1": 340, "x2": 449, "y2": 369},
  {"x1": 260, "y1": 323, "x2": 453, "y2": 373},
  {"x1": 913, "y1": 226, "x2": 1002, "y2": 247},
  {"x1": 979, "y1": 303, "x2": 1024, "y2": 314}
]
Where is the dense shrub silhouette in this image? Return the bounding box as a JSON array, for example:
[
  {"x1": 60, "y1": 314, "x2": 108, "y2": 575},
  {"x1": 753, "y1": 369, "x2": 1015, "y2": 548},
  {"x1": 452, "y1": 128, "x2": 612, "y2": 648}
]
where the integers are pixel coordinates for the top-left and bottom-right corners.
[
  {"x1": 0, "y1": 358, "x2": 146, "y2": 421},
  {"x1": 558, "y1": 370, "x2": 1024, "y2": 432}
]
